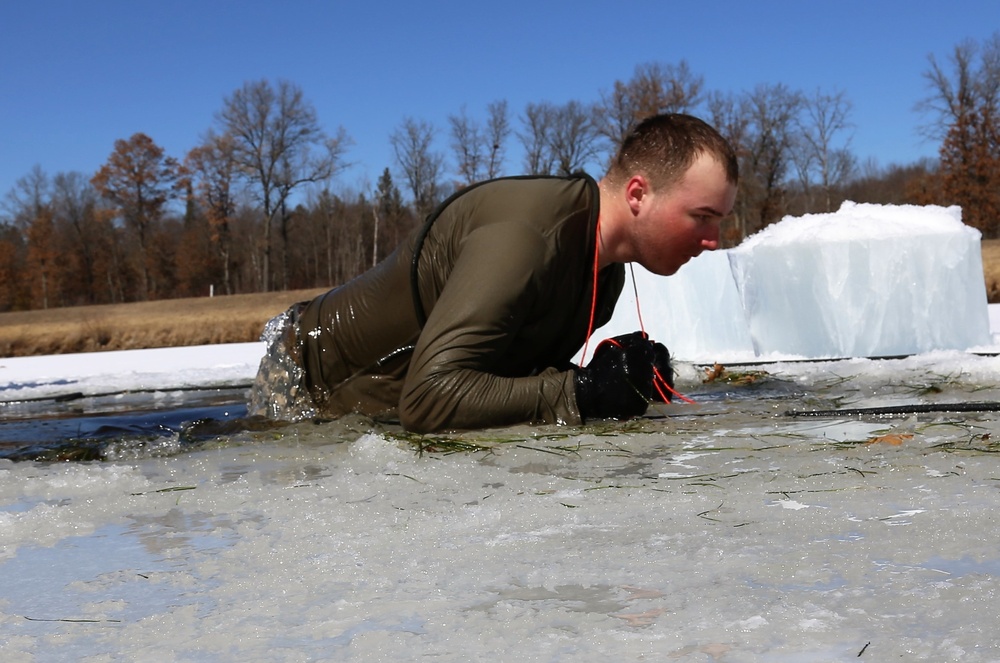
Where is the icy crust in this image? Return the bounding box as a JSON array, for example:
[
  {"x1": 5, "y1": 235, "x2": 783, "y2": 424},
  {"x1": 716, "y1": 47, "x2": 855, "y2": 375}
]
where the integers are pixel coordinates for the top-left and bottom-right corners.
[
  {"x1": 0, "y1": 342, "x2": 264, "y2": 401},
  {"x1": 736, "y1": 201, "x2": 973, "y2": 249},
  {"x1": 1, "y1": 431, "x2": 998, "y2": 661},
  {"x1": 5, "y1": 354, "x2": 1000, "y2": 660},
  {"x1": 0, "y1": 463, "x2": 153, "y2": 556}
]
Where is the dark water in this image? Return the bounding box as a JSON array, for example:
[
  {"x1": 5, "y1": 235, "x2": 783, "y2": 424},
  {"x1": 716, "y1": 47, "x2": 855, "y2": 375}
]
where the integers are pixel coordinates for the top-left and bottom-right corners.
[
  {"x1": 0, "y1": 372, "x2": 803, "y2": 462},
  {"x1": 0, "y1": 388, "x2": 249, "y2": 461},
  {"x1": 7, "y1": 354, "x2": 1000, "y2": 462}
]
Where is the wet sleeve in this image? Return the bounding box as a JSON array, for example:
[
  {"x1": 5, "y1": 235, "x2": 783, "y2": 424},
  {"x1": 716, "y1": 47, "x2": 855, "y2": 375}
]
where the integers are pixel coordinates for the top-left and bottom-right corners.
[{"x1": 398, "y1": 223, "x2": 583, "y2": 433}]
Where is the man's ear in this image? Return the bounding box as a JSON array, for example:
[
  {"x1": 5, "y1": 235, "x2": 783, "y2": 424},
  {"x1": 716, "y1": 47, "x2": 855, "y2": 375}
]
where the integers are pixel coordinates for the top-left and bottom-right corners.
[{"x1": 625, "y1": 175, "x2": 649, "y2": 216}]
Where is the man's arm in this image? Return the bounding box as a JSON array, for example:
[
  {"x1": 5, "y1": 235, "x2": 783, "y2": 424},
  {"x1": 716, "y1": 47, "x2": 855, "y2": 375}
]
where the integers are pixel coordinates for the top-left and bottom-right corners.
[{"x1": 399, "y1": 223, "x2": 583, "y2": 433}]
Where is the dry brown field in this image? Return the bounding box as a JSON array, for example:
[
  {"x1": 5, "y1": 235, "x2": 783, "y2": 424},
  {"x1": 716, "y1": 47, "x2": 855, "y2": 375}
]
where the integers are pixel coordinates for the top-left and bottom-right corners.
[
  {"x1": 0, "y1": 288, "x2": 327, "y2": 357},
  {"x1": 982, "y1": 238, "x2": 1000, "y2": 302},
  {"x1": 3, "y1": 239, "x2": 1000, "y2": 358}
]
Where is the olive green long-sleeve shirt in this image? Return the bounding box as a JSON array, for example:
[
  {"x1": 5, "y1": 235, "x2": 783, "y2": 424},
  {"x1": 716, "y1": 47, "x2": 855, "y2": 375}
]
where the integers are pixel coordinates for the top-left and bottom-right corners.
[{"x1": 296, "y1": 175, "x2": 625, "y2": 432}]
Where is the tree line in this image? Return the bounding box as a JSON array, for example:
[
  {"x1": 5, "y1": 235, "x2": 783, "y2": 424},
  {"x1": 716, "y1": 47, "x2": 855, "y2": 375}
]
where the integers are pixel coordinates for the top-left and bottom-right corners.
[{"x1": 2, "y1": 33, "x2": 998, "y2": 312}]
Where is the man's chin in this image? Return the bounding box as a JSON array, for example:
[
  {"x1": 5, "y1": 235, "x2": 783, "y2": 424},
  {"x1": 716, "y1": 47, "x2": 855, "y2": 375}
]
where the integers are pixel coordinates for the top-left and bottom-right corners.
[
  {"x1": 645, "y1": 263, "x2": 682, "y2": 277},
  {"x1": 664, "y1": 257, "x2": 693, "y2": 276},
  {"x1": 641, "y1": 254, "x2": 694, "y2": 276}
]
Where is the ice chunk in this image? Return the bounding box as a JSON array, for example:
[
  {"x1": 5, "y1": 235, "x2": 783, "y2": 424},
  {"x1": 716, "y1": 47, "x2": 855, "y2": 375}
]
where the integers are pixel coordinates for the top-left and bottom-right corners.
[
  {"x1": 591, "y1": 250, "x2": 755, "y2": 362},
  {"x1": 590, "y1": 202, "x2": 991, "y2": 361},
  {"x1": 729, "y1": 202, "x2": 990, "y2": 358}
]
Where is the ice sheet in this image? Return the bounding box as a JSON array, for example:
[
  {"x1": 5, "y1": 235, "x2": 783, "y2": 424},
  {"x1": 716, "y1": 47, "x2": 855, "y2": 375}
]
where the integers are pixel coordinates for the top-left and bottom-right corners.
[
  {"x1": 4, "y1": 347, "x2": 1000, "y2": 660},
  {"x1": 0, "y1": 342, "x2": 264, "y2": 402}
]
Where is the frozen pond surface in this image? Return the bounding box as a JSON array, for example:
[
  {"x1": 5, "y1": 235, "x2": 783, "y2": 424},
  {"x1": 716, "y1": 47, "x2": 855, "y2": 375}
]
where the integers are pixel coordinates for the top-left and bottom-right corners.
[{"x1": 3, "y1": 350, "x2": 1000, "y2": 661}]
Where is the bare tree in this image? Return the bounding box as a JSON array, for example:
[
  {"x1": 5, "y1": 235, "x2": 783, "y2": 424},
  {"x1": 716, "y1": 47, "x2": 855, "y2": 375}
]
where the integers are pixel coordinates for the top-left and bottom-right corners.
[
  {"x1": 594, "y1": 60, "x2": 705, "y2": 153},
  {"x1": 518, "y1": 102, "x2": 557, "y2": 175},
  {"x1": 549, "y1": 100, "x2": 601, "y2": 176},
  {"x1": 918, "y1": 33, "x2": 1000, "y2": 236},
  {"x1": 449, "y1": 100, "x2": 512, "y2": 185},
  {"x1": 3, "y1": 164, "x2": 50, "y2": 230},
  {"x1": 390, "y1": 117, "x2": 444, "y2": 218},
  {"x1": 706, "y1": 91, "x2": 752, "y2": 244},
  {"x1": 517, "y1": 100, "x2": 599, "y2": 176},
  {"x1": 310, "y1": 188, "x2": 340, "y2": 285},
  {"x1": 372, "y1": 167, "x2": 406, "y2": 265},
  {"x1": 51, "y1": 171, "x2": 103, "y2": 303},
  {"x1": 741, "y1": 84, "x2": 804, "y2": 235},
  {"x1": 217, "y1": 78, "x2": 350, "y2": 291},
  {"x1": 485, "y1": 99, "x2": 511, "y2": 179},
  {"x1": 5, "y1": 167, "x2": 55, "y2": 308},
  {"x1": 706, "y1": 91, "x2": 752, "y2": 161},
  {"x1": 448, "y1": 106, "x2": 485, "y2": 185},
  {"x1": 791, "y1": 89, "x2": 856, "y2": 211},
  {"x1": 185, "y1": 131, "x2": 240, "y2": 295},
  {"x1": 918, "y1": 32, "x2": 1000, "y2": 141}
]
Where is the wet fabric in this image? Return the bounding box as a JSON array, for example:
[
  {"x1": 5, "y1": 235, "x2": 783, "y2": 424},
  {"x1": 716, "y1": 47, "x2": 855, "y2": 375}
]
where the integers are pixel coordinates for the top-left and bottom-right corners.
[{"x1": 259, "y1": 175, "x2": 626, "y2": 432}]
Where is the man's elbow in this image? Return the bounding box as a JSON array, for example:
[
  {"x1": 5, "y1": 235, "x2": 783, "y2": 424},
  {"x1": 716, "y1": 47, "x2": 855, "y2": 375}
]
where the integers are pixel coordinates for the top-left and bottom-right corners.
[
  {"x1": 398, "y1": 406, "x2": 437, "y2": 434},
  {"x1": 398, "y1": 390, "x2": 448, "y2": 434}
]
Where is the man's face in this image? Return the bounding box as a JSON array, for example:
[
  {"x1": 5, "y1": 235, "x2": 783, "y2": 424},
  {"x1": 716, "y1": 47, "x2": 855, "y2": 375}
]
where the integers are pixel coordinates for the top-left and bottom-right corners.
[{"x1": 633, "y1": 153, "x2": 736, "y2": 276}]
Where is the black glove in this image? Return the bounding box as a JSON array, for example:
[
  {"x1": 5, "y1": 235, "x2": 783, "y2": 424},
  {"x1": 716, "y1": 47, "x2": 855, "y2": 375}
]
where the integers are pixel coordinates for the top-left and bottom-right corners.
[
  {"x1": 574, "y1": 331, "x2": 656, "y2": 421},
  {"x1": 650, "y1": 342, "x2": 674, "y2": 403}
]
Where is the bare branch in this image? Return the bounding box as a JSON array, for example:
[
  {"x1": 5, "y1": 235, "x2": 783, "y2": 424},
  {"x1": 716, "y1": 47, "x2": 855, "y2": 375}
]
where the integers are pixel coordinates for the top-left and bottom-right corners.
[
  {"x1": 448, "y1": 106, "x2": 484, "y2": 185},
  {"x1": 485, "y1": 99, "x2": 511, "y2": 179},
  {"x1": 390, "y1": 117, "x2": 444, "y2": 217}
]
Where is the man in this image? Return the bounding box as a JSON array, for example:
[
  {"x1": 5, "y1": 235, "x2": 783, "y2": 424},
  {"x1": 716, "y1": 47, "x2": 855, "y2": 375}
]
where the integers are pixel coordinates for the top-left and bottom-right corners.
[{"x1": 249, "y1": 113, "x2": 738, "y2": 433}]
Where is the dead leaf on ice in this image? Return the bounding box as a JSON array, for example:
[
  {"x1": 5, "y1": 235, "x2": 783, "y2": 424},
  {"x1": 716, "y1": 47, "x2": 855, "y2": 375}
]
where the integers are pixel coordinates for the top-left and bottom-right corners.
[
  {"x1": 612, "y1": 607, "x2": 665, "y2": 626},
  {"x1": 866, "y1": 433, "x2": 914, "y2": 446},
  {"x1": 668, "y1": 643, "x2": 735, "y2": 660}
]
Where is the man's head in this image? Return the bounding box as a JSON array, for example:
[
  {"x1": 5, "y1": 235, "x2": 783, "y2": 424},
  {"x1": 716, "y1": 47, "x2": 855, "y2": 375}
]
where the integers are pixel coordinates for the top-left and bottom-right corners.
[
  {"x1": 605, "y1": 113, "x2": 738, "y2": 192},
  {"x1": 598, "y1": 114, "x2": 738, "y2": 276}
]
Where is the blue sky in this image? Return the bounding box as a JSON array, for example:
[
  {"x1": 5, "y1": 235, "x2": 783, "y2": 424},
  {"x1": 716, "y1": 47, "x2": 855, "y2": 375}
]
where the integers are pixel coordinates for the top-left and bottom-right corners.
[{"x1": 2, "y1": 0, "x2": 997, "y2": 203}]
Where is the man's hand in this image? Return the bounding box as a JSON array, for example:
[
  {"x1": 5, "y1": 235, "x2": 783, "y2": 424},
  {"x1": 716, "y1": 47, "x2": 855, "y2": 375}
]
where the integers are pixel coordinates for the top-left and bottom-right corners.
[{"x1": 574, "y1": 331, "x2": 656, "y2": 421}]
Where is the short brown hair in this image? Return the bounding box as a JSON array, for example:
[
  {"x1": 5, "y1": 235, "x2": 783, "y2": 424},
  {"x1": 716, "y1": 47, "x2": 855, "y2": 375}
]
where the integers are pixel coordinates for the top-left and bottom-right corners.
[{"x1": 605, "y1": 113, "x2": 738, "y2": 191}]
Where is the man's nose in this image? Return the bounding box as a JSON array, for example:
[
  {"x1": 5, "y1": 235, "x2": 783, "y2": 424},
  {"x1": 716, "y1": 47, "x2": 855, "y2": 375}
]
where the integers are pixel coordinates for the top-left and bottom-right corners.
[{"x1": 701, "y1": 223, "x2": 720, "y2": 251}]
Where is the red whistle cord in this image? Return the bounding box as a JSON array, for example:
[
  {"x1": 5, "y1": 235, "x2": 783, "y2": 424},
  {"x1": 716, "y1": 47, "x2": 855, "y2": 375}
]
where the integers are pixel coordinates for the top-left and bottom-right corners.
[{"x1": 582, "y1": 235, "x2": 695, "y2": 407}]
